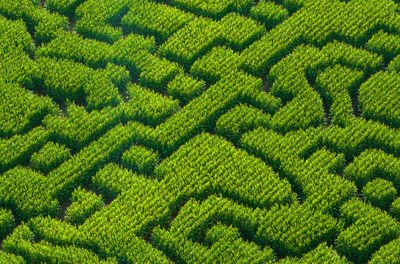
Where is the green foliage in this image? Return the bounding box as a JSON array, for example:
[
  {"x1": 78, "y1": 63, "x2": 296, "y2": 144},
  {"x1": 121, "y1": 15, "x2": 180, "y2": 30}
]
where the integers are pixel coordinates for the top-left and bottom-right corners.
[
  {"x1": 389, "y1": 197, "x2": 400, "y2": 220},
  {"x1": 278, "y1": 242, "x2": 350, "y2": 264},
  {"x1": 219, "y1": 12, "x2": 265, "y2": 50},
  {"x1": 169, "y1": 0, "x2": 253, "y2": 19},
  {"x1": 75, "y1": 0, "x2": 129, "y2": 42},
  {"x1": 121, "y1": 1, "x2": 194, "y2": 42},
  {"x1": 3, "y1": 223, "x2": 117, "y2": 264},
  {"x1": 0, "y1": 0, "x2": 68, "y2": 43},
  {"x1": 256, "y1": 203, "x2": 341, "y2": 256},
  {"x1": 46, "y1": 0, "x2": 86, "y2": 17},
  {"x1": 216, "y1": 104, "x2": 271, "y2": 142},
  {"x1": 366, "y1": 30, "x2": 400, "y2": 59},
  {"x1": 37, "y1": 56, "x2": 122, "y2": 110},
  {"x1": 30, "y1": 142, "x2": 71, "y2": 174},
  {"x1": 3, "y1": 1, "x2": 400, "y2": 263},
  {"x1": 0, "y1": 208, "x2": 15, "y2": 240},
  {"x1": 123, "y1": 83, "x2": 180, "y2": 126},
  {"x1": 190, "y1": 46, "x2": 241, "y2": 83},
  {"x1": 43, "y1": 102, "x2": 121, "y2": 151},
  {"x1": 0, "y1": 127, "x2": 50, "y2": 173},
  {"x1": 64, "y1": 187, "x2": 104, "y2": 225},
  {"x1": 0, "y1": 251, "x2": 25, "y2": 264},
  {"x1": 158, "y1": 17, "x2": 221, "y2": 67},
  {"x1": 166, "y1": 74, "x2": 205, "y2": 103},
  {"x1": 362, "y1": 178, "x2": 397, "y2": 210},
  {"x1": 0, "y1": 167, "x2": 59, "y2": 221},
  {"x1": 121, "y1": 145, "x2": 159, "y2": 174},
  {"x1": 337, "y1": 198, "x2": 400, "y2": 263},
  {"x1": 0, "y1": 82, "x2": 57, "y2": 138},
  {"x1": 251, "y1": 1, "x2": 289, "y2": 28},
  {"x1": 359, "y1": 71, "x2": 400, "y2": 128}
]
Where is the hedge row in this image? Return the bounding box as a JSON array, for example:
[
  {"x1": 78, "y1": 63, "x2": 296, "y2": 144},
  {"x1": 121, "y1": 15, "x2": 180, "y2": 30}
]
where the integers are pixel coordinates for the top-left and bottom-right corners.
[
  {"x1": 64, "y1": 187, "x2": 104, "y2": 225},
  {"x1": 0, "y1": 0, "x2": 68, "y2": 43},
  {"x1": 0, "y1": 81, "x2": 57, "y2": 138},
  {"x1": 315, "y1": 65, "x2": 364, "y2": 126},
  {"x1": 2, "y1": 224, "x2": 116, "y2": 264},
  {"x1": 240, "y1": 0, "x2": 392, "y2": 76},
  {"x1": 0, "y1": 127, "x2": 50, "y2": 173},
  {"x1": 154, "y1": 132, "x2": 295, "y2": 208},
  {"x1": 121, "y1": 145, "x2": 160, "y2": 174},
  {"x1": 216, "y1": 103, "x2": 271, "y2": 142},
  {"x1": 169, "y1": 0, "x2": 253, "y2": 19},
  {"x1": 30, "y1": 142, "x2": 71, "y2": 174},
  {"x1": 121, "y1": 0, "x2": 194, "y2": 42},
  {"x1": 359, "y1": 71, "x2": 400, "y2": 128},
  {"x1": 337, "y1": 198, "x2": 400, "y2": 263},
  {"x1": 37, "y1": 56, "x2": 122, "y2": 110},
  {"x1": 152, "y1": 195, "x2": 273, "y2": 263}
]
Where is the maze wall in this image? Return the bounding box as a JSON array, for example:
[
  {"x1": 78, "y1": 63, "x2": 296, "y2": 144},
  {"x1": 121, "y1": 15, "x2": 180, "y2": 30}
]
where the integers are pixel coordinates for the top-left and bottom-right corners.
[{"x1": 1, "y1": 0, "x2": 400, "y2": 263}]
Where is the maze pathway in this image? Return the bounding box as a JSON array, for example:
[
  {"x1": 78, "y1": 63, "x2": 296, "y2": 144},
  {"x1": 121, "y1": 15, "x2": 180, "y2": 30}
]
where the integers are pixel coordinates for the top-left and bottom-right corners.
[{"x1": 1, "y1": 0, "x2": 400, "y2": 263}]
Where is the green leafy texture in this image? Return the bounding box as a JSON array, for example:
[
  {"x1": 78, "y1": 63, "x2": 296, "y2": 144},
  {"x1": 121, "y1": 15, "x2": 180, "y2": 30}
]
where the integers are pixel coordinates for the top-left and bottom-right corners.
[
  {"x1": 103, "y1": 63, "x2": 131, "y2": 90},
  {"x1": 0, "y1": 208, "x2": 15, "y2": 240},
  {"x1": 389, "y1": 197, "x2": 400, "y2": 220},
  {"x1": 155, "y1": 133, "x2": 295, "y2": 208},
  {"x1": 123, "y1": 83, "x2": 180, "y2": 126},
  {"x1": 343, "y1": 148, "x2": 400, "y2": 189},
  {"x1": 136, "y1": 50, "x2": 183, "y2": 90},
  {"x1": 256, "y1": 203, "x2": 340, "y2": 256},
  {"x1": 251, "y1": 1, "x2": 289, "y2": 28},
  {"x1": 216, "y1": 104, "x2": 271, "y2": 142},
  {"x1": 0, "y1": 127, "x2": 50, "y2": 173},
  {"x1": 30, "y1": 142, "x2": 71, "y2": 174},
  {"x1": 121, "y1": 145, "x2": 160, "y2": 174},
  {"x1": 204, "y1": 223, "x2": 275, "y2": 263},
  {"x1": 36, "y1": 32, "x2": 113, "y2": 68},
  {"x1": 153, "y1": 196, "x2": 274, "y2": 264},
  {"x1": 47, "y1": 121, "x2": 154, "y2": 201},
  {"x1": 2, "y1": 224, "x2": 117, "y2": 264},
  {"x1": 28, "y1": 216, "x2": 97, "y2": 250},
  {"x1": 0, "y1": 167, "x2": 59, "y2": 221},
  {"x1": 241, "y1": 128, "x2": 357, "y2": 214},
  {"x1": 362, "y1": 178, "x2": 397, "y2": 210},
  {"x1": 166, "y1": 74, "x2": 205, "y2": 104},
  {"x1": 219, "y1": 12, "x2": 265, "y2": 51},
  {"x1": 366, "y1": 30, "x2": 400, "y2": 59},
  {"x1": 190, "y1": 46, "x2": 241, "y2": 83},
  {"x1": 0, "y1": 251, "x2": 25, "y2": 264},
  {"x1": 64, "y1": 187, "x2": 104, "y2": 225},
  {"x1": 37, "y1": 56, "x2": 122, "y2": 111},
  {"x1": 370, "y1": 237, "x2": 400, "y2": 264},
  {"x1": 337, "y1": 198, "x2": 400, "y2": 263},
  {"x1": 121, "y1": 0, "x2": 194, "y2": 42},
  {"x1": 271, "y1": 89, "x2": 324, "y2": 133},
  {"x1": 0, "y1": 82, "x2": 57, "y2": 138},
  {"x1": 315, "y1": 65, "x2": 364, "y2": 126},
  {"x1": 0, "y1": 15, "x2": 35, "y2": 56},
  {"x1": 0, "y1": 45, "x2": 39, "y2": 91},
  {"x1": 43, "y1": 102, "x2": 121, "y2": 152},
  {"x1": 46, "y1": 0, "x2": 86, "y2": 17},
  {"x1": 158, "y1": 17, "x2": 222, "y2": 68},
  {"x1": 241, "y1": 0, "x2": 390, "y2": 76},
  {"x1": 277, "y1": 242, "x2": 350, "y2": 264},
  {"x1": 169, "y1": 0, "x2": 253, "y2": 19},
  {"x1": 75, "y1": 0, "x2": 129, "y2": 43},
  {"x1": 388, "y1": 54, "x2": 400, "y2": 72},
  {"x1": 0, "y1": 0, "x2": 68, "y2": 44},
  {"x1": 152, "y1": 73, "x2": 261, "y2": 155},
  {"x1": 359, "y1": 71, "x2": 400, "y2": 128}
]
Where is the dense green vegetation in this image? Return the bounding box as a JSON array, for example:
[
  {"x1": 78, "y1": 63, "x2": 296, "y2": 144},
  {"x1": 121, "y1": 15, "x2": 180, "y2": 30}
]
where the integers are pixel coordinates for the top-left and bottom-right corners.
[{"x1": 1, "y1": 0, "x2": 400, "y2": 263}]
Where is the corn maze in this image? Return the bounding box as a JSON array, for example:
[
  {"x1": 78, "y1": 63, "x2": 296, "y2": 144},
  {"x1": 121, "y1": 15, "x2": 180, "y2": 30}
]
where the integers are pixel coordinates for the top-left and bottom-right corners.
[{"x1": 1, "y1": 0, "x2": 400, "y2": 263}]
